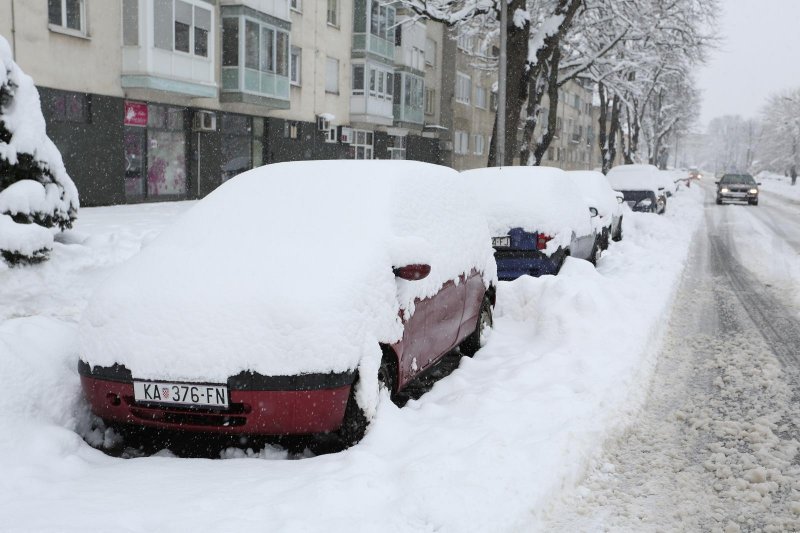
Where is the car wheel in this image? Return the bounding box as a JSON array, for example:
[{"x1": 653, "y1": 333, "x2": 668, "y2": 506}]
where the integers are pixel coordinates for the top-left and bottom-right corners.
[
  {"x1": 612, "y1": 217, "x2": 623, "y2": 242},
  {"x1": 749, "y1": 199, "x2": 758, "y2": 206},
  {"x1": 459, "y1": 295, "x2": 493, "y2": 357},
  {"x1": 716, "y1": 198, "x2": 722, "y2": 205},
  {"x1": 337, "y1": 353, "x2": 398, "y2": 448},
  {"x1": 589, "y1": 239, "x2": 600, "y2": 266}
]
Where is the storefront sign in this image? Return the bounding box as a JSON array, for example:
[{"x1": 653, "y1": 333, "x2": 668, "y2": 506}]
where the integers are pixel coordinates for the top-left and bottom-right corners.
[{"x1": 124, "y1": 101, "x2": 148, "y2": 127}]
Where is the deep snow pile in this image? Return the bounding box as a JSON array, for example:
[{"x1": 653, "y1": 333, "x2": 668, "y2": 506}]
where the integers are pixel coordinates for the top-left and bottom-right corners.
[
  {"x1": 757, "y1": 171, "x2": 800, "y2": 201},
  {"x1": 0, "y1": 186, "x2": 704, "y2": 532},
  {"x1": 0, "y1": 35, "x2": 79, "y2": 265},
  {"x1": 461, "y1": 166, "x2": 593, "y2": 252},
  {"x1": 81, "y1": 161, "x2": 495, "y2": 386}
]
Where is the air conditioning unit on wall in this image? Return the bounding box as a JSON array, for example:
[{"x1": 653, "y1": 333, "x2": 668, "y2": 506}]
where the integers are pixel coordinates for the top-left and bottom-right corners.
[{"x1": 193, "y1": 110, "x2": 216, "y2": 132}]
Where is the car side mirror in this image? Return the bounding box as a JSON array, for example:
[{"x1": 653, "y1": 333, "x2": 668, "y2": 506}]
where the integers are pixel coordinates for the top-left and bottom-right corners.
[
  {"x1": 616, "y1": 195, "x2": 624, "y2": 204},
  {"x1": 393, "y1": 264, "x2": 431, "y2": 281},
  {"x1": 715, "y1": 181, "x2": 720, "y2": 185},
  {"x1": 757, "y1": 182, "x2": 762, "y2": 186},
  {"x1": 589, "y1": 207, "x2": 599, "y2": 217}
]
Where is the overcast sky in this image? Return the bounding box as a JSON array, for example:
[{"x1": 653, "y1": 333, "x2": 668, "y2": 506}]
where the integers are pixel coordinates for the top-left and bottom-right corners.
[{"x1": 696, "y1": 0, "x2": 800, "y2": 127}]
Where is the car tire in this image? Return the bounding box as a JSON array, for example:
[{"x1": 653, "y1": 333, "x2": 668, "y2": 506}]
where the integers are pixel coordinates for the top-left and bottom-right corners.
[
  {"x1": 749, "y1": 199, "x2": 758, "y2": 206},
  {"x1": 337, "y1": 353, "x2": 398, "y2": 448},
  {"x1": 612, "y1": 217, "x2": 623, "y2": 242},
  {"x1": 459, "y1": 295, "x2": 493, "y2": 357},
  {"x1": 716, "y1": 198, "x2": 722, "y2": 205},
  {"x1": 589, "y1": 239, "x2": 600, "y2": 266}
]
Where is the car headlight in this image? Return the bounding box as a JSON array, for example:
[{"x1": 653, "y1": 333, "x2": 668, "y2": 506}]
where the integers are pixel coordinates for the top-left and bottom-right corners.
[
  {"x1": 720, "y1": 187, "x2": 729, "y2": 193},
  {"x1": 749, "y1": 188, "x2": 758, "y2": 194}
]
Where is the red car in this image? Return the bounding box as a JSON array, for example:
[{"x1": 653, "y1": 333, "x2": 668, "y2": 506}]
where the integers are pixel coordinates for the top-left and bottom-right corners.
[{"x1": 80, "y1": 161, "x2": 497, "y2": 446}]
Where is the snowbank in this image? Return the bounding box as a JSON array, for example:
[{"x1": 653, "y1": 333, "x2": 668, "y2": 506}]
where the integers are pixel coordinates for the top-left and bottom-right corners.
[
  {"x1": 757, "y1": 171, "x2": 800, "y2": 201},
  {"x1": 81, "y1": 160, "x2": 495, "y2": 382},
  {"x1": 461, "y1": 166, "x2": 593, "y2": 252},
  {"x1": 0, "y1": 185, "x2": 705, "y2": 532}
]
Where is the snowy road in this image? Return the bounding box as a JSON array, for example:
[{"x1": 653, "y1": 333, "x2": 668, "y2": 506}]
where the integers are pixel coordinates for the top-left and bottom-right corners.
[{"x1": 541, "y1": 181, "x2": 800, "y2": 532}]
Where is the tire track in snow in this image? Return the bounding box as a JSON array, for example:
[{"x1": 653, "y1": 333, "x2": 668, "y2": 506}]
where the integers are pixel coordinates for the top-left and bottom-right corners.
[{"x1": 540, "y1": 206, "x2": 800, "y2": 532}]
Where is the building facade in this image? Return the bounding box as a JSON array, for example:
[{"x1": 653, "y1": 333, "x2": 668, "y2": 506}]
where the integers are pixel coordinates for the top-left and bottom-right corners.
[{"x1": 0, "y1": 0, "x2": 606, "y2": 207}]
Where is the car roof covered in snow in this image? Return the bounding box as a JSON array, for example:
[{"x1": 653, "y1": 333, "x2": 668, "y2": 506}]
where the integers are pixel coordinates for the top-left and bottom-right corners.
[
  {"x1": 566, "y1": 170, "x2": 623, "y2": 220},
  {"x1": 81, "y1": 160, "x2": 496, "y2": 381},
  {"x1": 606, "y1": 164, "x2": 662, "y2": 195},
  {"x1": 460, "y1": 166, "x2": 593, "y2": 249}
]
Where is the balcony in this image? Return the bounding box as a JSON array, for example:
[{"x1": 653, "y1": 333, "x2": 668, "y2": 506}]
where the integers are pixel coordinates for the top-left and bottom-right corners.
[{"x1": 352, "y1": 33, "x2": 395, "y2": 61}]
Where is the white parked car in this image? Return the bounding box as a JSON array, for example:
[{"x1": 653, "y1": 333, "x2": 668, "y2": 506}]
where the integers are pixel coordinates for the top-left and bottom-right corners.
[
  {"x1": 462, "y1": 166, "x2": 599, "y2": 280},
  {"x1": 567, "y1": 170, "x2": 625, "y2": 249},
  {"x1": 606, "y1": 164, "x2": 667, "y2": 214}
]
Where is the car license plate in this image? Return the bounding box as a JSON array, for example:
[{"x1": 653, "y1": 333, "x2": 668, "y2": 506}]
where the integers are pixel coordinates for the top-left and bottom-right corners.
[
  {"x1": 492, "y1": 236, "x2": 511, "y2": 247},
  {"x1": 133, "y1": 381, "x2": 229, "y2": 408},
  {"x1": 729, "y1": 192, "x2": 746, "y2": 197}
]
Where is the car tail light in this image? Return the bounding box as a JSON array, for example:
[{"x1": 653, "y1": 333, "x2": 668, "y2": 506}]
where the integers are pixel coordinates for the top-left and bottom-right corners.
[{"x1": 536, "y1": 234, "x2": 552, "y2": 250}]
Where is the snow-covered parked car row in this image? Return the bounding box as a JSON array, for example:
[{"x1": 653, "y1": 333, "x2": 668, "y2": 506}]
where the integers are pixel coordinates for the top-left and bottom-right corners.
[
  {"x1": 78, "y1": 160, "x2": 682, "y2": 451},
  {"x1": 607, "y1": 164, "x2": 673, "y2": 214}
]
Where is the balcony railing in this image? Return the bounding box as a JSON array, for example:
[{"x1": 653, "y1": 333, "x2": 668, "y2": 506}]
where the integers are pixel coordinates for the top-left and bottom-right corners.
[{"x1": 352, "y1": 33, "x2": 394, "y2": 60}]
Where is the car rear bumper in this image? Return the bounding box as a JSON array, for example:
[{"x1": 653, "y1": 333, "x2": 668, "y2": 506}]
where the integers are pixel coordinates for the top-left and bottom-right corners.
[
  {"x1": 494, "y1": 249, "x2": 560, "y2": 280},
  {"x1": 79, "y1": 362, "x2": 355, "y2": 435}
]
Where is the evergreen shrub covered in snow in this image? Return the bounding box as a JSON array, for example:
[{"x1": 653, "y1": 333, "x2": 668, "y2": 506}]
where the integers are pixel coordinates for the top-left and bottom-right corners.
[{"x1": 0, "y1": 35, "x2": 79, "y2": 265}]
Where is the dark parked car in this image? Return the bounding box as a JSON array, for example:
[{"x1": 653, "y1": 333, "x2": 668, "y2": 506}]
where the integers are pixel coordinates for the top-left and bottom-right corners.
[
  {"x1": 606, "y1": 165, "x2": 667, "y2": 214},
  {"x1": 716, "y1": 173, "x2": 760, "y2": 205},
  {"x1": 462, "y1": 166, "x2": 600, "y2": 280},
  {"x1": 79, "y1": 161, "x2": 497, "y2": 448}
]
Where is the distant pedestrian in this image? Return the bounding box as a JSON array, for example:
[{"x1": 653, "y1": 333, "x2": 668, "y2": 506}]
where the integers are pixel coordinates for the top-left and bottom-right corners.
[{"x1": 792, "y1": 166, "x2": 797, "y2": 186}]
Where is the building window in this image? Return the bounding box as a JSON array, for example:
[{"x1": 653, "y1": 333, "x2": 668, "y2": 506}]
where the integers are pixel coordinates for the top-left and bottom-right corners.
[
  {"x1": 365, "y1": 66, "x2": 392, "y2": 101},
  {"x1": 473, "y1": 134, "x2": 485, "y2": 156},
  {"x1": 425, "y1": 88, "x2": 435, "y2": 115},
  {"x1": 456, "y1": 72, "x2": 471, "y2": 104},
  {"x1": 49, "y1": 0, "x2": 85, "y2": 34},
  {"x1": 369, "y1": 1, "x2": 395, "y2": 42},
  {"x1": 290, "y1": 0, "x2": 302, "y2": 12},
  {"x1": 326, "y1": 57, "x2": 339, "y2": 93},
  {"x1": 425, "y1": 37, "x2": 436, "y2": 66},
  {"x1": 454, "y1": 130, "x2": 469, "y2": 155},
  {"x1": 456, "y1": 32, "x2": 473, "y2": 52},
  {"x1": 388, "y1": 135, "x2": 406, "y2": 160},
  {"x1": 290, "y1": 46, "x2": 302, "y2": 85},
  {"x1": 475, "y1": 86, "x2": 487, "y2": 109},
  {"x1": 352, "y1": 65, "x2": 365, "y2": 95},
  {"x1": 122, "y1": 0, "x2": 138, "y2": 45},
  {"x1": 49, "y1": 92, "x2": 90, "y2": 123},
  {"x1": 234, "y1": 19, "x2": 289, "y2": 75},
  {"x1": 327, "y1": 0, "x2": 338, "y2": 26},
  {"x1": 221, "y1": 114, "x2": 252, "y2": 183},
  {"x1": 352, "y1": 129, "x2": 374, "y2": 159},
  {"x1": 145, "y1": 105, "x2": 187, "y2": 198},
  {"x1": 153, "y1": 0, "x2": 212, "y2": 59}
]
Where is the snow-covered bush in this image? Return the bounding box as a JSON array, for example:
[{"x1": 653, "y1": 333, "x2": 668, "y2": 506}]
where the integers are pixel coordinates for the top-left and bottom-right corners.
[{"x1": 0, "y1": 35, "x2": 78, "y2": 265}]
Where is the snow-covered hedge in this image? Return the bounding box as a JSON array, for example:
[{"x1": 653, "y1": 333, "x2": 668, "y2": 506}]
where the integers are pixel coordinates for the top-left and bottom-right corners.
[{"x1": 0, "y1": 35, "x2": 78, "y2": 265}]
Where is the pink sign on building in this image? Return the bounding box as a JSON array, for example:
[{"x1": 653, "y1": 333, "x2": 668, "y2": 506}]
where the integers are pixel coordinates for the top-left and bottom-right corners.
[{"x1": 124, "y1": 101, "x2": 148, "y2": 127}]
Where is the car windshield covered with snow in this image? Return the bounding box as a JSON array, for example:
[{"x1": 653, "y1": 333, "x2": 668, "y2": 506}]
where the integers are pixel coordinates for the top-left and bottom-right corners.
[
  {"x1": 461, "y1": 166, "x2": 598, "y2": 279},
  {"x1": 79, "y1": 160, "x2": 497, "y2": 446}
]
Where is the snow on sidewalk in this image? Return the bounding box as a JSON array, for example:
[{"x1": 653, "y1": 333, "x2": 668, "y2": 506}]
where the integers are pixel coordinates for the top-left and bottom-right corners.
[{"x1": 0, "y1": 187, "x2": 704, "y2": 532}]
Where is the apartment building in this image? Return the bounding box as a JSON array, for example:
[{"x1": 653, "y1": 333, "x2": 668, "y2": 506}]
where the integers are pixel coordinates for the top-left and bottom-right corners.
[
  {"x1": 445, "y1": 27, "x2": 495, "y2": 171},
  {"x1": 538, "y1": 79, "x2": 597, "y2": 171},
  {"x1": 0, "y1": 0, "x2": 442, "y2": 207},
  {"x1": 0, "y1": 1, "x2": 606, "y2": 208}
]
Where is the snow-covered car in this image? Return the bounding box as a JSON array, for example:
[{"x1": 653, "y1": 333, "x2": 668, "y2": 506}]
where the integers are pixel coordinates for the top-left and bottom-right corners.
[
  {"x1": 79, "y1": 160, "x2": 497, "y2": 447},
  {"x1": 657, "y1": 170, "x2": 681, "y2": 196},
  {"x1": 462, "y1": 166, "x2": 599, "y2": 280},
  {"x1": 607, "y1": 164, "x2": 667, "y2": 214},
  {"x1": 567, "y1": 170, "x2": 625, "y2": 249},
  {"x1": 716, "y1": 173, "x2": 760, "y2": 205}
]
